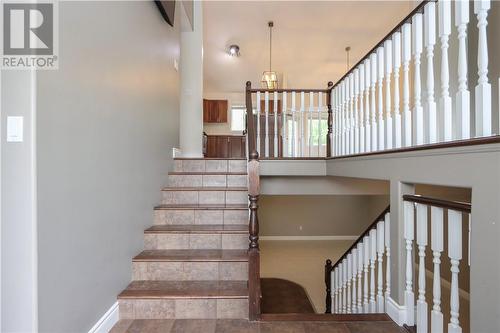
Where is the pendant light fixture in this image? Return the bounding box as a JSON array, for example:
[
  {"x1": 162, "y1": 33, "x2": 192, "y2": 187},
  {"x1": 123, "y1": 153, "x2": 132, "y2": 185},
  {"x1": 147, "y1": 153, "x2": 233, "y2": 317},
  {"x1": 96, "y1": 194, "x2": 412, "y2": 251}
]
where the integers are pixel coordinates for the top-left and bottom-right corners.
[{"x1": 261, "y1": 21, "x2": 278, "y2": 90}]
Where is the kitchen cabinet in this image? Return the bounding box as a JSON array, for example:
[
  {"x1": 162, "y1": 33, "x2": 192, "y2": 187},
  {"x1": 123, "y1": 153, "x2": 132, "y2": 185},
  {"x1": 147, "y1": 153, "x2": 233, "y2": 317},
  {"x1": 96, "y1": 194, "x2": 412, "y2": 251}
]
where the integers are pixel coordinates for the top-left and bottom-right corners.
[
  {"x1": 203, "y1": 99, "x2": 228, "y2": 123},
  {"x1": 205, "y1": 135, "x2": 246, "y2": 158}
]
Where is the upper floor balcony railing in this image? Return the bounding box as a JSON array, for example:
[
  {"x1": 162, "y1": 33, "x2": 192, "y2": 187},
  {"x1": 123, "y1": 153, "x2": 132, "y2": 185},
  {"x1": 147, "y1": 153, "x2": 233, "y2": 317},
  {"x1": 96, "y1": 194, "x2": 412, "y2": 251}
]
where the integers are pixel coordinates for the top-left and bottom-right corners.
[{"x1": 246, "y1": 0, "x2": 499, "y2": 160}]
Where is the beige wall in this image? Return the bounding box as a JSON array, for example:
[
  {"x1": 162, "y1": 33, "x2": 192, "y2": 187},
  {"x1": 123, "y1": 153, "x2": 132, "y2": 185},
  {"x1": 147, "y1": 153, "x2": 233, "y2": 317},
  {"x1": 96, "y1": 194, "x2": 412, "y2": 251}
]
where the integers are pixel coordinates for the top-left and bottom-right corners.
[{"x1": 260, "y1": 195, "x2": 389, "y2": 236}]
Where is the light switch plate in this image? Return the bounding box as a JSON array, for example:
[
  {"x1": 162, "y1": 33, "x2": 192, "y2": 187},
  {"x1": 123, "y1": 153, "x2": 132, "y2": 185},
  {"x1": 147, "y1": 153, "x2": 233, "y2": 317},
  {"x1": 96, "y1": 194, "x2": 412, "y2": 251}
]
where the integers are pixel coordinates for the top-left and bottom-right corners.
[{"x1": 7, "y1": 116, "x2": 24, "y2": 142}]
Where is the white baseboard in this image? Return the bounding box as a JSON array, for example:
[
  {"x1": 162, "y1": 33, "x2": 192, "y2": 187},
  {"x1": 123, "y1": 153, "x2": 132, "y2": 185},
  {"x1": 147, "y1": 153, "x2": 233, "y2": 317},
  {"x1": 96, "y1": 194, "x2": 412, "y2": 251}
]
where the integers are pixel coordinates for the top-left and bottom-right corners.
[
  {"x1": 386, "y1": 297, "x2": 406, "y2": 326},
  {"x1": 260, "y1": 235, "x2": 358, "y2": 241},
  {"x1": 88, "y1": 301, "x2": 119, "y2": 333}
]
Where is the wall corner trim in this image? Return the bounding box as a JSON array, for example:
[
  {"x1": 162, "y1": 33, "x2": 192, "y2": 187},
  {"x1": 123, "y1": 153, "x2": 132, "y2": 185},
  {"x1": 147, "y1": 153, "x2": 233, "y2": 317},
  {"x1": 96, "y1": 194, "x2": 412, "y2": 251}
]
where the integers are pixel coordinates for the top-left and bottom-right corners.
[
  {"x1": 88, "y1": 301, "x2": 119, "y2": 333},
  {"x1": 386, "y1": 296, "x2": 406, "y2": 326}
]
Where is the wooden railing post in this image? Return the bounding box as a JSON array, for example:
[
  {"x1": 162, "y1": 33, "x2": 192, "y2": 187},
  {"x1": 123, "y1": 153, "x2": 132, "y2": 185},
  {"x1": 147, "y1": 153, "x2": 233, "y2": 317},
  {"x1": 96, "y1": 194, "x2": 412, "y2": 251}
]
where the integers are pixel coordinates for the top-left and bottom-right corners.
[
  {"x1": 326, "y1": 81, "x2": 334, "y2": 157},
  {"x1": 325, "y1": 259, "x2": 332, "y2": 313},
  {"x1": 248, "y1": 150, "x2": 261, "y2": 321}
]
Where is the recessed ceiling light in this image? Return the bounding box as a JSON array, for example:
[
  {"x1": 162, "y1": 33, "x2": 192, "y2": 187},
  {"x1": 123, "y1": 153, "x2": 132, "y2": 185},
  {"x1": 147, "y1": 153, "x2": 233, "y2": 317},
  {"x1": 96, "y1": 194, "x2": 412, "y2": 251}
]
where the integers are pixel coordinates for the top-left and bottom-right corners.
[{"x1": 228, "y1": 44, "x2": 240, "y2": 57}]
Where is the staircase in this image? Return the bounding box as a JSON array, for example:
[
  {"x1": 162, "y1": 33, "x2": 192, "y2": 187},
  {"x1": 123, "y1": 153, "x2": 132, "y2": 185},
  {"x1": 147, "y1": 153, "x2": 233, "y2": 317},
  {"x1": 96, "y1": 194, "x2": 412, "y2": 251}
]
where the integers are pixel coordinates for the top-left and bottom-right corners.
[{"x1": 117, "y1": 158, "x2": 251, "y2": 319}]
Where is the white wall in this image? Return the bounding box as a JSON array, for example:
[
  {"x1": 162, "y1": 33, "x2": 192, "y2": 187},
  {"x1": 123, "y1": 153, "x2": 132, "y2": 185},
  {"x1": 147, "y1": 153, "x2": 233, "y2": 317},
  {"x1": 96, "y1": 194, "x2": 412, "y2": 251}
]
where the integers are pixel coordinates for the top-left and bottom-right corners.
[{"x1": 34, "y1": 2, "x2": 181, "y2": 332}]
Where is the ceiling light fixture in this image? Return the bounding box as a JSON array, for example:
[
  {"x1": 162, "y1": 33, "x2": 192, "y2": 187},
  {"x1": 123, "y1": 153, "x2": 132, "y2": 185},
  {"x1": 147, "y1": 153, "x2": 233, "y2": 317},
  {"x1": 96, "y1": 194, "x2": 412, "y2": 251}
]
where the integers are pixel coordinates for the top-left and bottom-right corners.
[
  {"x1": 261, "y1": 21, "x2": 278, "y2": 90},
  {"x1": 228, "y1": 44, "x2": 240, "y2": 57}
]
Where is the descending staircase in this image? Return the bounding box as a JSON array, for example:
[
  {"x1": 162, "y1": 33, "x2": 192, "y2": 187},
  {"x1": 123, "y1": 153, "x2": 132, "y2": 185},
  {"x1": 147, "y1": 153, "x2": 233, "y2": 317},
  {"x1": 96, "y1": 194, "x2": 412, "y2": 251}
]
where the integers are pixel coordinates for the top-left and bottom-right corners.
[{"x1": 117, "y1": 158, "x2": 250, "y2": 319}]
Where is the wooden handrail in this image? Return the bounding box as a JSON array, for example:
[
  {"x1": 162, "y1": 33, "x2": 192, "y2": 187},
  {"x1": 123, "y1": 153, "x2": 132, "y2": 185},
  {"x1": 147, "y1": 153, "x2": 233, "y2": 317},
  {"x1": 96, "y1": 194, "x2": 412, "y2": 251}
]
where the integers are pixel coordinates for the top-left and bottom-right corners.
[
  {"x1": 331, "y1": 205, "x2": 390, "y2": 270},
  {"x1": 403, "y1": 194, "x2": 471, "y2": 212},
  {"x1": 332, "y1": 0, "x2": 434, "y2": 89},
  {"x1": 249, "y1": 87, "x2": 333, "y2": 93},
  {"x1": 246, "y1": 81, "x2": 257, "y2": 156}
]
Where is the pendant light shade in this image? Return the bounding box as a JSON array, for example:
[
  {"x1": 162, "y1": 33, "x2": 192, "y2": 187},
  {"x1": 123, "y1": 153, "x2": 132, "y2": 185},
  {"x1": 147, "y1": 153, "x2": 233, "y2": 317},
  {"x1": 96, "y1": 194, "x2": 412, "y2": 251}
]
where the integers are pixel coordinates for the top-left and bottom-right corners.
[{"x1": 261, "y1": 21, "x2": 278, "y2": 89}]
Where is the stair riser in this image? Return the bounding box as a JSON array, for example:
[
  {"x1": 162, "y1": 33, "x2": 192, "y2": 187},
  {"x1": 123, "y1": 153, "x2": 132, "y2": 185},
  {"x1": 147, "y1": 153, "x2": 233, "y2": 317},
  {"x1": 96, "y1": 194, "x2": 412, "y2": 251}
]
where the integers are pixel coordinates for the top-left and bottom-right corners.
[
  {"x1": 162, "y1": 190, "x2": 247, "y2": 205},
  {"x1": 119, "y1": 298, "x2": 248, "y2": 319},
  {"x1": 174, "y1": 160, "x2": 246, "y2": 173},
  {"x1": 132, "y1": 261, "x2": 248, "y2": 281},
  {"x1": 154, "y1": 209, "x2": 248, "y2": 225},
  {"x1": 144, "y1": 233, "x2": 248, "y2": 250},
  {"x1": 168, "y1": 174, "x2": 247, "y2": 188}
]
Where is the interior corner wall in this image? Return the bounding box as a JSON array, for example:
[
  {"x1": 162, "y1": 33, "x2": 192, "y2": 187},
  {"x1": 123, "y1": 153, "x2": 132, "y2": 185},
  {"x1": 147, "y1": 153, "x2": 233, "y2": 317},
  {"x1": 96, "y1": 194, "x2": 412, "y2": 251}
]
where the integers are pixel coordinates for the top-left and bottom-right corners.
[{"x1": 35, "y1": 2, "x2": 181, "y2": 332}]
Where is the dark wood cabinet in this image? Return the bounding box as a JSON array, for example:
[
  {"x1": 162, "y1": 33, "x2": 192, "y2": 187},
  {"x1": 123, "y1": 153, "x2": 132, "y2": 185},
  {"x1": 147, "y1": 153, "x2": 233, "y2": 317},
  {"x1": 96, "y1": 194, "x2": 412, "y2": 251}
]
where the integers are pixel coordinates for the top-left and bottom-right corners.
[
  {"x1": 205, "y1": 135, "x2": 246, "y2": 158},
  {"x1": 203, "y1": 99, "x2": 228, "y2": 123}
]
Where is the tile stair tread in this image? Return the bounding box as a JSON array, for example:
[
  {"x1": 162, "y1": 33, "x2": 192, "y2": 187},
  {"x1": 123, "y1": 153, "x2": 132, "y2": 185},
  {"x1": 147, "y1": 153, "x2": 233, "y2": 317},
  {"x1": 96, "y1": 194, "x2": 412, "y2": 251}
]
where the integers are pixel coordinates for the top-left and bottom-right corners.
[
  {"x1": 133, "y1": 249, "x2": 248, "y2": 262},
  {"x1": 118, "y1": 280, "x2": 248, "y2": 299},
  {"x1": 161, "y1": 187, "x2": 248, "y2": 191},
  {"x1": 144, "y1": 224, "x2": 248, "y2": 234},
  {"x1": 154, "y1": 204, "x2": 248, "y2": 210}
]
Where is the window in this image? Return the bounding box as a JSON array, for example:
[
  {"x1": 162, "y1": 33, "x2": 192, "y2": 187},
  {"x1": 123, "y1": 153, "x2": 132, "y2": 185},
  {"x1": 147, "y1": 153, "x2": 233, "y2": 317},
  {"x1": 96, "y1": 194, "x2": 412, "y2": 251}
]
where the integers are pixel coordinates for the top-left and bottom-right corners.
[{"x1": 231, "y1": 106, "x2": 246, "y2": 132}]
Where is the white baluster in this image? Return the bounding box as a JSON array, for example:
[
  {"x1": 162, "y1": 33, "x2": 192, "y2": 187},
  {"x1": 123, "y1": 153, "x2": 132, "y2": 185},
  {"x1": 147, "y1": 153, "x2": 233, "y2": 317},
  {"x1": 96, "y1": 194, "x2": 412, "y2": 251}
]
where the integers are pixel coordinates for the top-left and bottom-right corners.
[
  {"x1": 342, "y1": 258, "x2": 347, "y2": 313},
  {"x1": 264, "y1": 91, "x2": 270, "y2": 157},
  {"x1": 333, "y1": 88, "x2": 338, "y2": 156},
  {"x1": 385, "y1": 40, "x2": 393, "y2": 150},
  {"x1": 413, "y1": 13, "x2": 424, "y2": 145},
  {"x1": 359, "y1": 64, "x2": 366, "y2": 153},
  {"x1": 448, "y1": 210, "x2": 463, "y2": 333},
  {"x1": 339, "y1": 263, "x2": 343, "y2": 313},
  {"x1": 416, "y1": 204, "x2": 428, "y2": 333},
  {"x1": 300, "y1": 91, "x2": 305, "y2": 157},
  {"x1": 455, "y1": 0, "x2": 470, "y2": 140},
  {"x1": 291, "y1": 91, "x2": 297, "y2": 157},
  {"x1": 341, "y1": 82, "x2": 345, "y2": 156},
  {"x1": 425, "y1": 2, "x2": 437, "y2": 144},
  {"x1": 332, "y1": 267, "x2": 336, "y2": 313},
  {"x1": 349, "y1": 73, "x2": 355, "y2": 155},
  {"x1": 384, "y1": 212, "x2": 391, "y2": 304},
  {"x1": 256, "y1": 92, "x2": 261, "y2": 154},
  {"x1": 439, "y1": 0, "x2": 452, "y2": 141},
  {"x1": 273, "y1": 92, "x2": 278, "y2": 157},
  {"x1": 474, "y1": 0, "x2": 492, "y2": 137},
  {"x1": 363, "y1": 235, "x2": 370, "y2": 312},
  {"x1": 371, "y1": 53, "x2": 378, "y2": 151},
  {"x1": 347, "y1": 253, "x2": 352, "y2": 313},
  {"x1": 357, "y1": 242, "x2": 364, "y2": 313},
  {"x1": 393, "y1": 31, "x2": 402, "y2": 149},
  {"x1": 431, "y1": 206, "x2": 444, "y2": 333},
  {"x1": 369, "y1": 228, "x2": 377, "y2": 313},
  {"x1": 282, "y1": 92, "x2": 288, "y2": 157},
  {"x1": 376, "y1": 221, "x2": 385, "y2": 312},
  {"x1": 365, "y1": 59, "x2": 372, "y2": 152},
  {"x1": 352, "y1": 248, "x2": 358, "y2": 313},
  {"x1": 309, "y1": 92, "x2": 314, "y2": 157},
  {"x1": 318, "y1": 92, "x2": 323, "y2": 157},
  {"x1": 402, "y1": 23, "x2": 412, "y2": 147},
  {"x1": 377, "y1": 46, "x2": 385, "y2": 151},
  {"x1": 354, "y1": 68, "x2": 360, "y2": 154},
  {"x1": 404, "y1": 201, "x2": 415, "y2": 325}
]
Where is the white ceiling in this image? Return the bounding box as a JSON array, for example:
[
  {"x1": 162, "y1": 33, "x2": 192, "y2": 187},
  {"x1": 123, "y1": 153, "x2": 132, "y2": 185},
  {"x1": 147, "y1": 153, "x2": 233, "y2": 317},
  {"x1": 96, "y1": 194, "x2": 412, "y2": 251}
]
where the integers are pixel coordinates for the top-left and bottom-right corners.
[{"x1": 203, "y1": 1, "x2": 415, "y2": 93}]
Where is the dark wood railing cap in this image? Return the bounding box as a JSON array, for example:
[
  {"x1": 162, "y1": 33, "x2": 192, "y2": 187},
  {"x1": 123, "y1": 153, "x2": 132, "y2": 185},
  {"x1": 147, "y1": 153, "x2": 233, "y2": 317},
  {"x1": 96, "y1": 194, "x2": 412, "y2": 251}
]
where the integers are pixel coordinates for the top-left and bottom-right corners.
[{"x1": 403, "y1": 194, "x2": 471, "y2": 213}]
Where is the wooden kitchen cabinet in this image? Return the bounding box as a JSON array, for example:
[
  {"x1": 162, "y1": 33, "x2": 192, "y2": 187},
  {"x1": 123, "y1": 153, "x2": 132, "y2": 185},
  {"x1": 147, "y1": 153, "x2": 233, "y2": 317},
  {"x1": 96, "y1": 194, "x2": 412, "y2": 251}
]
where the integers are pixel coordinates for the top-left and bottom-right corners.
[
  {"x1": 205, "y1": 135, "x2": 246, "y2": 158},
  {"x1": 203, "y1": 99, "x2": 228, "y2": 123}
]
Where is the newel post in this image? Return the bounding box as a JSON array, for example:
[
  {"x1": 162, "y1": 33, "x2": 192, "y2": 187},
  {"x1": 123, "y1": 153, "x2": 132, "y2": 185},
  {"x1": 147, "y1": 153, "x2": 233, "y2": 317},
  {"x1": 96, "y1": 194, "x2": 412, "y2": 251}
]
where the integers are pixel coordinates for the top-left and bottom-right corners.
[
  {"x1": 325, "y1": 259, "x2": 333, "y2": 313},
  {"x1": 326, "y1": 81, "x2": 334, "y2": 157},
  {"x1": 248, "y1": 150, "x2": 261, "y2": 320}
]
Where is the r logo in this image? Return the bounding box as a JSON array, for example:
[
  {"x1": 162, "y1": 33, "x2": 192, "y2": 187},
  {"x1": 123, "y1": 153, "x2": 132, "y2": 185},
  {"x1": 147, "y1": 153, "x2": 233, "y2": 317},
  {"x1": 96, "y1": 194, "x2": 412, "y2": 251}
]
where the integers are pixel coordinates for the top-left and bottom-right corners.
[{"x1": 3, "y1": 3, "x2": 53, "y2": 55}]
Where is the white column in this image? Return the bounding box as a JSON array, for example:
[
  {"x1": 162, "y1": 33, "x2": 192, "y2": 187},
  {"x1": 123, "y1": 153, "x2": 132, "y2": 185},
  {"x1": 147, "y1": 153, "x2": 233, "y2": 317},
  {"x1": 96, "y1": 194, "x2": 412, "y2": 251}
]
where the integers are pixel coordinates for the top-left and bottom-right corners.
[
  {"x1": 425, "y1": 2, "x2": 437, "y2": 144},
  {"x1": 439, "y1": 0, "x2": 452, "y2": 141},
  {"x1": 354, "y1": 69, "x2": 360, "y2": 154},
  {"x1": 376, "y1": 221, "x2": 385, "y2": 312},
  {"x1": 404, "y1": 201, "x2": 415, "y2": 325},
  {"x1": 357, "y1": 242, "x2": 364, "y2": 313},
  {"x1": 448, "y1": 210, "x2": 463, "y2": 333},
  {"x1": 377, "y1": 46, "x2": 385, "y2": 151},
  {"x1": 363, "y1": 235, "x2": 370, "y2": 312},
  {"x1": 456, "y1": 0, "x2": 470, "y2": 140},
  {"x1": 413, "y1": 13, "x2": 424, "y2": 145},
  {"x1": 365, "y1": 59, "x2": 372, "y2": 152},
  {"x1": 402, "y1": 23, "x2": 412, "y2": 147},
  {"x1": 179, "y1": 1, "x2": 203, "y2": 157},
  {"x1": 371, "y1": 53, "x2": 378, "y2": 151},
  {"x1": 264, "y1": 91, "x2": 270, "y2": 157},
  {"x1": 359, "y1": 64, "x2": 366, "y2": 153},
  {"x1": 369, "y1": 228, "x2": 377, "y2": 312},
  {"x1": 474, "y1": 0, "x2": 492, "y2": 137},
  {"x1": 385, "y1": 40, "x2": 393, "y2": 150},
  {"x1": 431, "y1": 206, "x2": 444, "y2": 333},
  {"x1": 393, "y1": 31, "x2": 402, "y2": 149},
  {"x1": 273, "y1": 92, "x2": 278, "y2": 157},
  {"x1": 416, "y1": 204, "x2": 428, "y2": 333}
]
